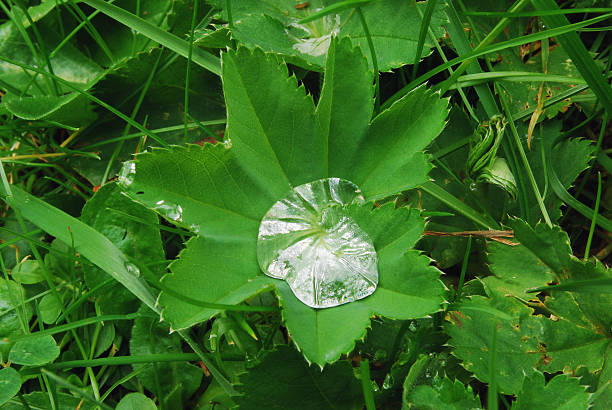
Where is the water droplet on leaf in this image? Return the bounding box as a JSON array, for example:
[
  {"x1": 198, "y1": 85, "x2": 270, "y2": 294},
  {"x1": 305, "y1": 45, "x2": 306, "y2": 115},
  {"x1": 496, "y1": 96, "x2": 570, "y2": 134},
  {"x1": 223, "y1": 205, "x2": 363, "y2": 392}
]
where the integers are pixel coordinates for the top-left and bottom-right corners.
[
  {"x1": 257, "y1": 178, "x2": 378, "y2": 308},
  {"x1": 124, "y1": 262, "x2": 140, "y2": 277},
  {"x1": 118, "y1": 161, "x2": 136, "y2": 188},
  {"x1": 153, "y1": 200, "x2": 183, "y2": 222}
]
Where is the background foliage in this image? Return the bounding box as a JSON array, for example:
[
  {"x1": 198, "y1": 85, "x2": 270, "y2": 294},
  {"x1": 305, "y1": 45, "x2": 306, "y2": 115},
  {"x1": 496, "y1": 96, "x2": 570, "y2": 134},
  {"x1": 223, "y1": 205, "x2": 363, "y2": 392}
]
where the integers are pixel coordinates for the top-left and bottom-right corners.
[{"x1": 0, "y1": 0, "x2": 611, "y2": 408}]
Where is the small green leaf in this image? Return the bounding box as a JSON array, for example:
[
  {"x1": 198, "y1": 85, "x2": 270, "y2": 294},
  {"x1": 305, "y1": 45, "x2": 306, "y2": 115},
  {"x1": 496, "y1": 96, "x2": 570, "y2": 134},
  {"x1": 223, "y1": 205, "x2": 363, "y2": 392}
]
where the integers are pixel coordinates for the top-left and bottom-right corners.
[
  {"x1": 2, "y1": 92, "x2": 96, "y2": 128},
  {"x1": 404, "y1": 376, "x2": 482, "y2": 410},
  {"x1": 4, "y1": 391, "x2": 99, "y2": 409},
  {"x1": 0, "y1": 278, "x2": 32, "y2": 339},
  {"x1": 233, "y1": 346, "x2": 363, "y2": 409},
  {"x1": 39, "y1": 294, "x2": 61, "y2": 324},
  {"x1": 445, "y1": 294, "x2": 541, "y2": 394},
  {"x1": 116, "y1": 393, "x2": 157, "y2": 410},
  {"x1": 9, "y1": 335, "x2": 60, "y2": 366},
  {"x1": 0, "y1": 367, "x2": 21, "y2": 406},
  {"x1": 10, "y1": 260, "x2": 44, "y2": 285},
  {"x1": 512, "y1": 372, "x2": 589, "y2": 410}
]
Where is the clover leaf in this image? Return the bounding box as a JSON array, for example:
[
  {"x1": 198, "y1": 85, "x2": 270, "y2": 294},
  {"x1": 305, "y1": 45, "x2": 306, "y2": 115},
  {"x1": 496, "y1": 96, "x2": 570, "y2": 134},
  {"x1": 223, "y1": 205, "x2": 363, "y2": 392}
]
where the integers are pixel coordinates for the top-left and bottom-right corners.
[{"x1": 120, "y1": 37, "x2": 449, "y2": 365}]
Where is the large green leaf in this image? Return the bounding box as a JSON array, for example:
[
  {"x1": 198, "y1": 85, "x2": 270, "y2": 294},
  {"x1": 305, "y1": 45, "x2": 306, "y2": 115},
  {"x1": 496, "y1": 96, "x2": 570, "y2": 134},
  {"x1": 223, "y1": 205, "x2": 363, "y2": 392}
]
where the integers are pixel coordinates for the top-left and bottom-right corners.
[
  {"x1": 233, "y1": 346, "x2": 363, "y2": 409},
  {"x1": 484, "y1": 240, "x2": 556, "y2": 298},
  {"x1": 0, "y1": 13, "x2": 102, "y2": 126},
  {"x1": 500, "y1": 220, "x2": 612, "y2": 375},
  {"x1": 539, "y1": 291, "x2": 610, "y2": 374},
  {"x1": 512, "y1": 372, "x2": 589, "y2": 410},
  {"x1": 122, "y1": 42, "x2": 447, "y2": 365},
  {"x1": 339, "y1": 0, "x2": 448, "y2": 70},
  {"x1": 213, "y1": 0, "x2": 447, "y2": 71},
  {"x1": 457, "y1": 219, "x2": 612, "y2": 391},
  {"x1": 161, "y1": 236, "x2": 273, "y2": 330},
  {"x1": 348, "y1": 84, "x2": 448, "y2": 200},
  {"x1": 277, "y1": 204, "x2": 445, "y2": 365},
  {"x1": 120, "y1": 144, "x2": 274, "y2": 329},
  {"x1": 497, "y1": 46, "x2": 583, "y2": 118}
]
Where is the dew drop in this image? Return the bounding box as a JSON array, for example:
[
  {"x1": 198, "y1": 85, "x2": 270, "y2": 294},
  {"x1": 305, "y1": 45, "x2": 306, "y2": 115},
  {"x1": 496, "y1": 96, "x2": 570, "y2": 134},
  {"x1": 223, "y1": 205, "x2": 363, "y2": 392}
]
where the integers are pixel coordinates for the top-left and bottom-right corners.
[
  {"x1": 153, "y1": 200, "x2": 183, "y2": 222},
  {"x1": 118, "y1": 161, "x2": 136, "y2": 188},
  {"x1": 124, "y1": 262, "x2": 140, "y2": 277},
  {"x1": 257, "y1": 178, "x2": 378, "y2": 309}
]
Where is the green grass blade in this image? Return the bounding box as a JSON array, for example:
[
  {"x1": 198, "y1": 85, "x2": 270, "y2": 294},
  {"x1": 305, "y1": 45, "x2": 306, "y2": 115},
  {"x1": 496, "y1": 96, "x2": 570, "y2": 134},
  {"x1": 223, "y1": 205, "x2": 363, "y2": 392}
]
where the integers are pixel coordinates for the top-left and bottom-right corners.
[
  {"x1": 382, "y1": 12, "x2": 612, "y2": 110},
  {"x1": 81, "y1": 0, "x2": 221, "y2": 76},
  {"x1": 462, "y1": 8, "x2": 612, "y2": 17},
  {"x1": 412, "y1": 0, "x2": 437, "y2": 81},
  {"x1": 0, "y1": 184, "x2": 235, "y2": 395},
  {"x1": 546, "y1": 146, "x2": 612, "y2": 232},
  {"x1": 0, "y1": 185, "x2": 158, "y2": 310},
  {"x1": 487, "y1": 323, "x2": 499, "y2": 410},
  {"x1": 0, "y1": 56, "x2": 169, "y2": 148},
  {"x1": 439, "y1": 0, "x2": 531, "y2": 94},
  {"x1": 420, "y1": 181, "x2": 498, "y2": 229},
  {"x1": 451, "y1": 71, "x2": 587, "y2": 88},
  {"x1": 532, "y1": 0, "x2": 612, "y2": 114},
  {"x1": 360, "y1": 359, "x2": 376, "y2": 410},
  {"x1": 356, "y1": 7, "x2": 380, "y2": 113},
  {"x1": 584, "y1": 172, "x2": 602, "y2": 259},
  {"x1": 298, "y1": 0, "x2": 374, "y2": 24},
  {"x1": 498, "y1": 87, "x2": 552, "y2": 227}
]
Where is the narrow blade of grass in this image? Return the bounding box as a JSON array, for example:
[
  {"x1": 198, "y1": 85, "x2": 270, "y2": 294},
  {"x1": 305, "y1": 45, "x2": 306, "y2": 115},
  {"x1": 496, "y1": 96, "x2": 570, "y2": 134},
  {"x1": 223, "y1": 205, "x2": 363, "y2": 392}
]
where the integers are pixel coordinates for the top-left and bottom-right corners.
[
  {"x1": 532, "y1": 0, "x2": 612, "y2": 114},
  {"x1": 0, "y1": 184, "x2": 236, "y2": 395},
  {"x1": 412, "y1": 0, "x2": 437, "y2": 81},
  {"x1": 298, "y1": 0, "x2": 374, "y2": 24},
  {"x1": 81, "y1": 0, "x2": 221, "y2": 76},
  {"x1": 360, "y1": 359, "x2": 376, "y2": 410},
  {"x1": 420, "y1": 181, "x2": 498, "y2": 229}
]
